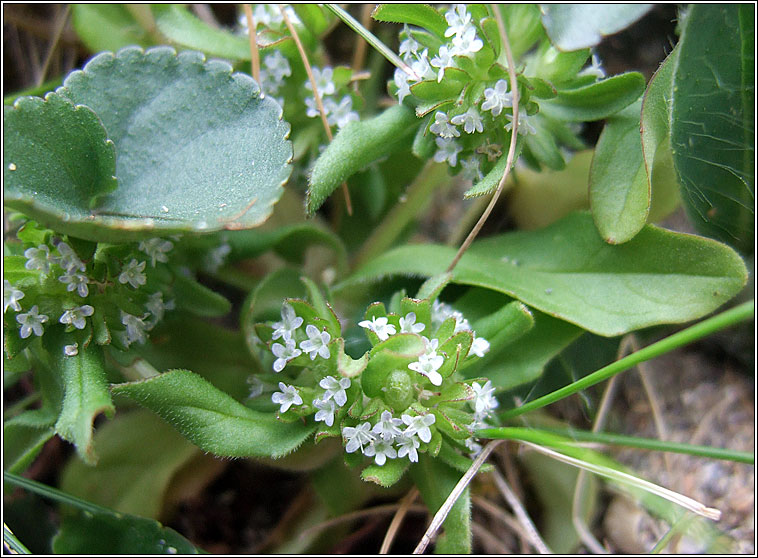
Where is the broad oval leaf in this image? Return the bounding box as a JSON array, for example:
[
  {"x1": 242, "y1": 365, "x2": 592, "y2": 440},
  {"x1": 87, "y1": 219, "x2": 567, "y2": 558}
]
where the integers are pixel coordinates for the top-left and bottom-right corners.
[
  {"x1": 4, "y1": 93, "x2": 118, "y2": 223},
  {"x1": 539, "y1": 4, "x2": 654, "y2": 51},
  {"x1": 538, "y1": 72, "x2": 645, "y2": 122},
  {"x1": 111, "y1": 369, "x2": 315, "y2": 458},
  {"x1": 671, "y1": 5, "x2": 755, "y2": 254},
  {"x1": 6, "y1": 46, "x2": 292, "y2": 242},
  {"x1": 336, "y1": 212, "x2": 747, "y2": 336},
  {"x1": 589, "y1": 101, "x2": 650, "y2": 244}
]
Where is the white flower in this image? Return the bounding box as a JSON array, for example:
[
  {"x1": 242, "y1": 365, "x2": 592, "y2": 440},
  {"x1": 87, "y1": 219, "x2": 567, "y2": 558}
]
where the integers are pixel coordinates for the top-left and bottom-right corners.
[
  {"x1": 394, "y1": 68, "x2": 412, "y2": 104},
  {"x1": 16, "y1": 305, "x2": 48, "y2": 338},
  {"x1": 271, "y1": 382, "x2": 303, "y2": 413},
  {"x1": 58, "y1": 271, "x2": 89, "y2": 298},
  {"x1": 327, "y1": 95, "x2": 359, "y2": 129},
  {"x1": 580, "y1": 52, "x2": 605, "y2": 79},
  {"x1": 64, "y1": 343, "x2": 79, "y2": 357},
  {"x1": 300, "y1": 324, "x2": 331, "y2": 360},
  {"x1": 118, "y1": 259, "x2": 147, "y2": 289},
  {"x1": 431, "y1": 299, "x2": 471, "y2": 332},
  {"x1": 471, "y1": 380, "x2": 499, "y2": 416},
  {"x1": 4, "y1": 280, "x2": 24, "y2": 313},
  {"x1": 59, "y1": 305, "x2": 94, "y2": 330},
  {"x1": 429, "y1": 111, "x2": 460, "y2": 139},
  {"x1": 272, "y1": 303, "x2": 303, "y2": 341},
  {"x1": 399, "y1": 25, "x2": 420, "y2": 60},
  {"x1": 451, "y1": 26, "x2": 483, "y2": 56},
  {"x1": 465, "y1": 436, "x2": 483, "y2": 457},
  {"x1": 470, "y1": 336, "x2": 490, "y2": 357},
  {"x1": 313, "y1": 397, "x2": 337, "y2": 427},
  {"x1": 204, "y1": 242, "x2": 231, "y2": 272},
  {"x1": 271, "y1": 338, "x2": 302, "y2": 372},
  {"x1": 401, "y1": 413, "x2": 436, "y2": 444},
  {"x1": 433, "y1": 137, "x2": 462, "y2": 167},
  {"x1": 319, "y1": 375, "x2": 351, "y2": 407},
  {"x1": 358, "y1": 316, "x2": 397, "y2": 341},
  {"x1": 138, "y1": 238, "x2": 173, "y2": 267},
  {"x1": 364, "y1": 439, "x2": 397, "y2": 466},
  {"x1": 145, "y1": 291, "x2": 172, "y2": 326},
  {"x1": 450, "y1": 107, "x2": 483, "y2": 134},
  {"x1": 408, "y1": 351, "x2": 444, "y2": 386},
  {"x1": 481, "y1": 79, "x2": 512, "y2": 116},
  {"x1": 444, "y1": 4, "x2": 472, "y2": 38},
  {"x1": 240, "y1": 5, "x2": 299, "y2": 32},
  {"x1": 372, "y1": 410, "x2": 404, "y2": 442},
  {"x1": 460, "y1": 155, "x2": 483, "y2": 181},
  {"x1": 305, "y1": 66, "x2": 336, "y2": 98},
  {"x1": 505, "y1": 111, "x2": 538, "y2": 136},
  {"x1": 410, "y1": 49, "x2": 436, "y2": 81},
  {"x1": 396, "y1": 434, "x2": 420, "y2": 462},
  {"x1": 121, "y1": 311, "x2": 149, "y2": 346},
  {"x1": 247, "y1": 375, "x2": 265, "y2": 399},
  {"x1": 55, "y1": 242, "x2": 86, "y2": 273},
  {"x1": 262, "y1": 50, "x2": 292, "y2": 84},
  {"x1": 343, "y1": 422, "x2": 375, "y2": 453},
  {"x1": 430, "y1": 45, "x2": 456, "y2": 82},
  {"x1": 24, "y1": 245, "x2": 52, "y2": 274},
  {"x1": 399, "y1": 312, "x2": 425, "y2": 334},
  {"x1": 304, "y1": 95, "x2": 327, "y2": 118}
]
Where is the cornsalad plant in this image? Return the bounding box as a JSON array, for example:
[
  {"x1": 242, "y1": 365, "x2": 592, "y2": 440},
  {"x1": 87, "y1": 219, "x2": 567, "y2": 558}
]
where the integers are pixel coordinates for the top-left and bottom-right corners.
[{"x1": 3, "y1": 4, "x2": 754, "y2": 554}]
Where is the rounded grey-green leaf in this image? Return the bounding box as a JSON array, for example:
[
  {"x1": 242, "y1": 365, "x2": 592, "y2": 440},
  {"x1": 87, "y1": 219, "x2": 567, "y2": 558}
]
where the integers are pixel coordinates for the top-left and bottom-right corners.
[
  {"x1": 20, "y1": 46, "x2": 291, "y2": 242},
  {"x1": 4, "y1": 93, "x2": 118, "y2": 224}
]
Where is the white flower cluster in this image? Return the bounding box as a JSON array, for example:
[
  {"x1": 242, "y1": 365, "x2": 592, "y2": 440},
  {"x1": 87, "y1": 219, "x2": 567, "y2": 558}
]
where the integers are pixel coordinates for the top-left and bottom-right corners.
[
  {"x1": 271, "y1": 374, "x2": 351, "y2": 428},
  {"x1": 268, "y1": 303, "x2": 332, "y2": 373},
  {"x1": 259, "y1": 50, "x2": 291, "y2": 104},
  {"x1": 431, "y1": 299, "x2": 490, "y2": 358},
  {"x1": 8, "y1": 237, "x2": 174, "y2": 351},
  {"x1": 463, "y1": 379, "x2": 499, "y2": 456},
  {"x1": 343, "y1": 411, "x2": 437, "y2": 465},
  {"x1": 238, "y1": 4, "x2": 300, "y2": 34},
  {"x1": 304, "y1": 66, "x2": 359, "y2": 130}
]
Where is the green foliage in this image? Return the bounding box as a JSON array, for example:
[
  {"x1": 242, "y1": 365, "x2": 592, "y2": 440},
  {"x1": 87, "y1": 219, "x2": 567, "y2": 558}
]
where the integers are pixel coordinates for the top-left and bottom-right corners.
[{"x1": 670, "y1": 5, "x2": 755, "y2": 254}]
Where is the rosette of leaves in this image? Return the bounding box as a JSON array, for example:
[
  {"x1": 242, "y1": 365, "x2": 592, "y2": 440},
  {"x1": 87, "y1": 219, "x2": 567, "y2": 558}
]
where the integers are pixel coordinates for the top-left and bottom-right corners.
[{"x1": 4, "y1": 45, "x2": 293, "y2": 243}]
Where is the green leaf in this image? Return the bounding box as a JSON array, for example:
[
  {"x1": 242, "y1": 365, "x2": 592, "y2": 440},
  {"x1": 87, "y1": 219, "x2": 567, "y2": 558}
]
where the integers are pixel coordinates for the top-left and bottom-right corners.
[
  {"x1": 170, "y1": 272, "x2": 231, "y2": 318},
  {"x1": 361, "y1": 334, "x2": 426, "y2": 398},
  {"x1": 640, "y1": 46, "x2": 682, "y2": 225},
  {"x1": 539, "y1": 72, "x2": 645, "y2": 121},
  {"x1": 3, "y1": 423, "x2": 55, "y2": 474},
  {"x1": 4, "y1": 92, "x2": 118, "y2": 222},
  {"x1": 7, "y1": 46, "x2": 292, "y2": 242},
  {"x1": 307, "y1": 104, "x2": 420, "y2": 215},
  {"x1": 53, "y1": 510, "x2": 202, "y2": 555},
  {"x1": 152, "y1": 5, "x2": 251, "y2": 61},
  {"x1": 371, "y1": 4, "x2": 448, "y2": 38},
  {"x1": 361, "y1": 458, "x2": 408, "y2": 487},
  {"x1": 670, "y1": 5, "x2": 754, "y2": 254},
  {"x1": 71, "y1": 4, "x2": 152, "y2": 53},
  {"x1": 51, "y1": 341, "x2": 115, "y2": 465},
  {"x1": 539, "y1": 4, "x2": 654, "y2": 51},
  {"x1": 111, "y1": 369, "x2": 316, "y2": 458},
  {"x1": 410, "y1": 455, "x2": 471, "y2": 554},
  {"x1": 336, "y1": 211, "x2": 747, "y2": 336},
  {"x1": 292, "y1": 4, "x2": 333, "y2": 36},
  {"x1": 59, "y1": 410, "x2": 200, "y2": 519},
  {"x1": 463, "y1": 139, "x2": 524, "y2": 198},
  {"x1": 590, "y1": 100, "x2": 650, "y2": 243}
]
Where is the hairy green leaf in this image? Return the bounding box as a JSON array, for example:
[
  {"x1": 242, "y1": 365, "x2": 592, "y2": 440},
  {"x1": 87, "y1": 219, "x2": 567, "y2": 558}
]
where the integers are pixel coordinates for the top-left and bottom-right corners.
[
  {"x1": 337, "y1": 212, "x2": 747, "y2": 336},
  {"x1": 371, "y1": 4, "x2": 448, "y2": 38},
  {"x1": 307, "y1": 104, "x2": 420, "y2": 215},
  {"x1": 539, "y1": 72, "x2": 645, "y2": 121},
  {"x1": 111, "y1": 369, "x2": 316, "y2": 458},
  {"x1": 590, "y1": 101, "x2": 650, "y2": 243},
  {"x1": 361, "y1": 458, "x2": 408, "y2": 487},
  {"x1": 4, "y1": 93, "x2": 118, "y2": 223},
  {"x1": 52, "y1": 341, "x2": 115, "y2": 465},
  {"x1": 5, "y1": 46, "x2": 292, "y2": 242},
  {"x1": 3, "y1": 423, "x2": 55, "y2": 474},
  {"x1": 539, "y1": 4, "x2": 654, "y2": 51},
  {"x1": 671, "y1": 5, "x2": 755, "y2": 254}
]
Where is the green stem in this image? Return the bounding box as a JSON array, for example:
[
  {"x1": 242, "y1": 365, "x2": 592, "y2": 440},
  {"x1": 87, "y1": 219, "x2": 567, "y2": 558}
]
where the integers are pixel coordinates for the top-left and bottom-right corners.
[
  {"x1": 4, "y1": 471, "x2": 108, "y2": 515},
  {"x1": 352, "y1": 162, "x2": 451, "y2": 270},
  {"x1": 3, "y1": 392, "x2": 42, "y2": 419},
  {"x1": 499, "y1": 300, "x2": 754, "y2": 420},
  {"x1": 3, "y1": 524, "x2": 31, "y2": 554},
  {"x1": 323, "y1": 4, "x2": 419, "y2": 79},
  {"x1": 478, "y1": 426, "x2": 754, "y2": 464},
  {"x1": 650, "y1": 513, "x2": 696, "y2": 553}
]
